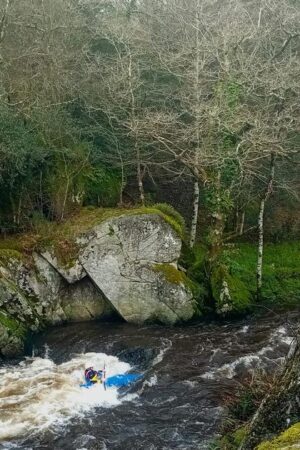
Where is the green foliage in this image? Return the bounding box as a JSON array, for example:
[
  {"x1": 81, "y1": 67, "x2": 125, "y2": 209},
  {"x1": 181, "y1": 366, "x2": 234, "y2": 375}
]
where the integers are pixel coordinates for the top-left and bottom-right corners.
[
  {"x1": 0, "y1": 103, "x2": 126, "y2": 227},
  {"x1": 0, "y1": 104, "x2": 46, "y2": 225},
  {"x1": 181, "y1": 243, "x2": 207, "y2": 281},
  {"x1": 215, "y1": 80, "x2": 243, "y2": 111},
  {"x1": 215, "y1": 372, "x2": 277, "y2": 449},
  {"x1": 84, "y1": 165, "x2": 121, "y2": 207},
  {"x1": 177, "y1": 241, "x2": 300, "y2": 317},
  {"x1": 204, "y1": 185, "x2": 234, "y2": 214},
  {"x1": 0, "y1": 249, "x2": 24, "y2": 265}
]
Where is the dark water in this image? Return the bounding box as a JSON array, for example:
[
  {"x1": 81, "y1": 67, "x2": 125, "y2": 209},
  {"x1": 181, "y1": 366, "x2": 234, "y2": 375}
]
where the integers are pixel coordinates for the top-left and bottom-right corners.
[{"x1": 1, "y1": 311, "x2": 298, "y2": 450}]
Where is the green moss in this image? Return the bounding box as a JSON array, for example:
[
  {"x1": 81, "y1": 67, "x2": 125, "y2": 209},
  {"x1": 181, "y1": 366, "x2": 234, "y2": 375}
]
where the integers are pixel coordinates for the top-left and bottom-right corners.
[
  {"x1": 152, "y1": 263, "x2": 203, "y2": 315},
  {"x1": 0, "y1": 311, "x2": 27, "y2": 338},
  {"x1": 153, "y1": 203, "x2": 186, "y2": 236},
  {"x1": 152, "y1": 263, "x2": 187, "y2": 285},
  {"x1": 211, "y1": 264, "x2": 251, "y2": 315},
  {"x1": 0, "y1": 248, "x2": 24, "y2": 265},
  {"x1": 256, "y1": 422, "x2": 300, "y2": 449}
]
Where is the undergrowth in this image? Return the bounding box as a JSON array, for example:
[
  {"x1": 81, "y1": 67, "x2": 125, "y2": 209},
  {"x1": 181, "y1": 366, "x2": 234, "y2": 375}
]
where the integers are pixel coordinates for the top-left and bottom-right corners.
[{"x1": 211, "y1": 370, "x2": 278, "y2": 449}]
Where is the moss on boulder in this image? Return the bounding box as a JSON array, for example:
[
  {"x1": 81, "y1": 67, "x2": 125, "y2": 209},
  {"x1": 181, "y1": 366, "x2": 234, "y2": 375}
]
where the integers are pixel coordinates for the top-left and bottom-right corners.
[
  {"x1": 0, "y1": 311, "x2": 27, "y2": 356},
  {"x1": 256, "y1": 422, "x2": 300, "y2": 449},
  {"x1": 152, "y1": 263, "x2": 189, "y2": 285}
]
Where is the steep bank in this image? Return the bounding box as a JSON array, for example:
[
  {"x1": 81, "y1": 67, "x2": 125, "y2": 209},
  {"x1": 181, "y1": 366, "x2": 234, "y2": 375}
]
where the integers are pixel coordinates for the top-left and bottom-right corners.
[
  {"x1": 240, "y1": 337, "x2": 300, "y2": 449},
  {"x1": 0, "y1": 207, "x2": 196, "y2": 357}
]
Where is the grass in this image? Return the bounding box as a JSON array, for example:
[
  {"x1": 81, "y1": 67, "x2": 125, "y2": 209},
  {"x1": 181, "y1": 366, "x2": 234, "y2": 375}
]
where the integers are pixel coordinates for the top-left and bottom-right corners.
[
  {"x1": 182, "y1": 241, "x2": 300, "y2": 315},
  {"x1": 226, "y1": 242, "x2": 300, "y2": 309}
]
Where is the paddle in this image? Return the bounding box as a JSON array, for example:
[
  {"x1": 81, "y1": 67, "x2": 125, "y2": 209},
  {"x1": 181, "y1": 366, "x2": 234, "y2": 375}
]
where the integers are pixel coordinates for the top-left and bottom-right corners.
[{"x1": 103, "y1": 363, "x2": 106, "y2": 391}]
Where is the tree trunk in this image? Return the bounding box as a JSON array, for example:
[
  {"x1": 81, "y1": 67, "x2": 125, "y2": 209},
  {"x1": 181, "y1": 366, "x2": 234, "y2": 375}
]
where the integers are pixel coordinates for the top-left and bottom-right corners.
[
  {"x1": 235, "y1": 209, "x2": 240, "y2": 233},
  {"x1": 189, "y1": 0, "x2": 201, "y2": 248},
  {"x1": 16, "y1": 189, "x2": 23, "y2": 226},
  {"x1": 136, "y1": 143, "x2": 145, "y2": 205},
  {"x1": 0, "y1": 0, "x2": 10, "y2": 43},
  {"x1": 208, "y1": 172, "x2": 225, "y2": 268},
  {"x1": 256, "y1": 198, "x2": 265, "y2": 297},
  {"x1": 9, "y1": 191, "x2": 16, "y2": 224},
  {"x1": 190, "y1": 180, "x2": 200, "y2": 248},
  {"x1": 239, "y1": 211, "x2": 245, "y2": 236},
  {"x1": 61, "y1": 177, "x2": 70, "y2": 221},
  {"x1": 256, "y1": 153, "x2": 275, "y2": 299}
]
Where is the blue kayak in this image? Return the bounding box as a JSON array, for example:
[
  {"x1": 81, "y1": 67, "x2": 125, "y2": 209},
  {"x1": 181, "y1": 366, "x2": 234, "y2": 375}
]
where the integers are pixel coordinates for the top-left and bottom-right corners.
[{"x1": 80, "y1": 373, "x2": 142, "y2": 389}]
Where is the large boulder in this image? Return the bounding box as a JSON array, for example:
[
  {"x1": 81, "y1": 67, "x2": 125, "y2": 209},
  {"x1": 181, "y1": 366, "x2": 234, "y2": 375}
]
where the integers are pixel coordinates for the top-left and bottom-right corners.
[{"x1": 79, "y1": 214, "x2": 194, "y2": 324}]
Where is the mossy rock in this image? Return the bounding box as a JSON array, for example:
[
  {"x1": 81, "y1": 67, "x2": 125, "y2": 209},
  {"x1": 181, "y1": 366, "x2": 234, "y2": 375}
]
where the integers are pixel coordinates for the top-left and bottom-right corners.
[
  {"x1": 0, "y1": 311, "x2": 27, "y2": 338},
  {"x1": 152, "y1": 263, "x2": 203, "y2": 316},
  {"x1": 152, "y1": 263, "x2": 189, "y2": 285},
  {"x1": 256, "y1": 422, "x2": 300, "y2": 449},
  {"x1": 153, "y1": 203, "x2": 186, "y2": 236},
  {"x1": 0, "y1": 206, "x2": 186, "y2": 269},
  {"x1": 0, "y1": 311, "x2": 27, "y2": 357},
  {"x1": 211, "y1": 264, "x2": 251, "y2": 315}
]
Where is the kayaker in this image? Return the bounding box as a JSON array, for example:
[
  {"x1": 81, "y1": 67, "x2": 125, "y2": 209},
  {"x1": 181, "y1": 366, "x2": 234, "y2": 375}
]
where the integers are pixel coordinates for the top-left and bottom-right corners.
[{"x1": 84, "y1": 365, "x2": 103, "y2": 384}]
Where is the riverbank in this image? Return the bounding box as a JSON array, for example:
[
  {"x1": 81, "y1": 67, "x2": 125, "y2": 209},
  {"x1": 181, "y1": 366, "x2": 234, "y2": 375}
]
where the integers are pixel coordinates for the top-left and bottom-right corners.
[{"x1": 186, "y1": 240, "x2": 300, "y2": 315}]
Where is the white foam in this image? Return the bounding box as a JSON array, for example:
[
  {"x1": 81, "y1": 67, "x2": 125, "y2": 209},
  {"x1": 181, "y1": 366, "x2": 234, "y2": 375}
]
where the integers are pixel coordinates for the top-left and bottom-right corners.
[
  {"x1": 201, "y1": 354, "x2": 260, "y2": 380},
  {"x1": 152, "y1": 338, "x2": 172, "y2": 367},
  {"x1": 143, "y1": 374, "x2": 158, "y2": 388},
  {"x1": 201, "y1": 325, "x2": 293, "y2": 380},
  {"x1": 0, "y1": 352, "x2": 133, "y2": 442},
  {"x1": 239, "y1": 325, "x2": 249, "y2": 334}
]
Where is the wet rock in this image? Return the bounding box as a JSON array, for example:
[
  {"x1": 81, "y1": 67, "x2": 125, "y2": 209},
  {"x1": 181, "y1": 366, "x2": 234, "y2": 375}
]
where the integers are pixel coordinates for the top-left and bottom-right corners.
[{"x1": 61, "y1": 277, "x2": 114, "y2": 322}]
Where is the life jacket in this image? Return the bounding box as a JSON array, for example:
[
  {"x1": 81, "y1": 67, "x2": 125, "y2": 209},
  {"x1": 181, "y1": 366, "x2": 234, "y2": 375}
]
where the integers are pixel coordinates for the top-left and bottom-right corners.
[{"x1": 84, "y1": 368, "x2": 98, "y2": 381}]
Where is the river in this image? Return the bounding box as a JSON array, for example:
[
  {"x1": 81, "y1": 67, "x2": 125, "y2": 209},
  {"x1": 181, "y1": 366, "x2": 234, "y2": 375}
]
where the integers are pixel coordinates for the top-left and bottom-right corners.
[{"x1": 0, "y1": 311, "x2": 298, "y2": 450}]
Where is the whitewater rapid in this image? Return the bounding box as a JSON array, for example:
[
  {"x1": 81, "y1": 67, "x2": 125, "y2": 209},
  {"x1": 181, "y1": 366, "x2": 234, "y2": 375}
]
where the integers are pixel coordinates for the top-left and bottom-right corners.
[
  {"x1": 0, "y1": 313, "x2": 297, "y2": 449},
  {"x1": 0, "y1": 352, "x2": 136, "y2": 442}
]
